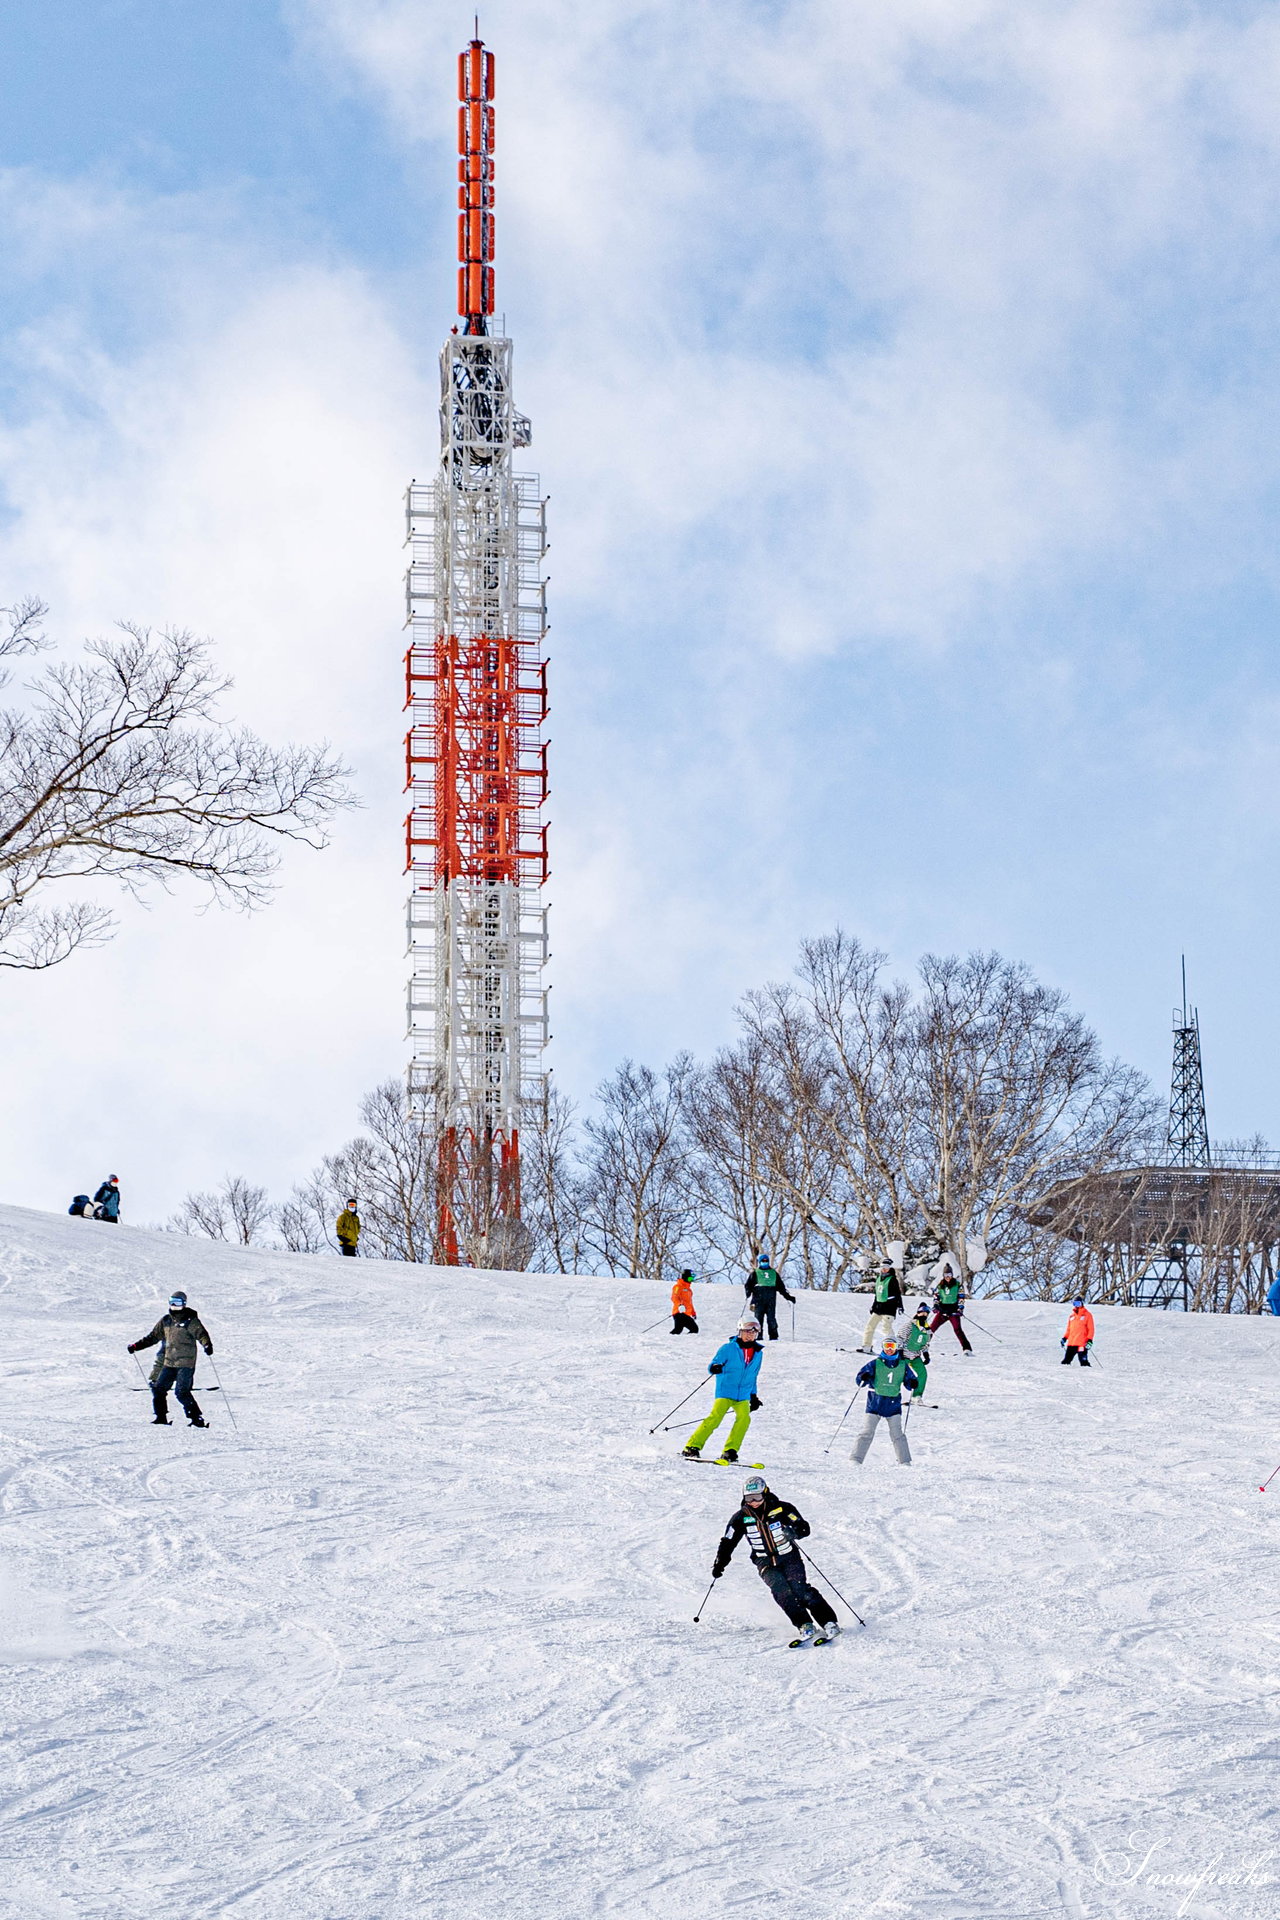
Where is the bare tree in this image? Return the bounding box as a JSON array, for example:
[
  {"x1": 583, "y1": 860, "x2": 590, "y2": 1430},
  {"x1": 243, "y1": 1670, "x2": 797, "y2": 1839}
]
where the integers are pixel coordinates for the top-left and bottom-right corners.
[
  {"x1": 520, "y1": 1079, "x2": 584, "y2": 1272},
  {"x1": 0, "y1": 616, "x2": 353, "y2": 970},
  {"x1": 575, "y1": 1057, "x2": 696, "y2": 1279},
  {"x1": 170, "y1": 1173, "x2": 272, "y2": 1245},
  {"x1": 740, "y1": 933, "x2": 1156, "y2": 1297}
]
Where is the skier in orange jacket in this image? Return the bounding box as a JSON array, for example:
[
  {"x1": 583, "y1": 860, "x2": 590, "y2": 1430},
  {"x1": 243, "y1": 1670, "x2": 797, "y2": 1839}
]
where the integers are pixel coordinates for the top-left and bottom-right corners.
[
  {"x1": 1061, "y1": 1299, "x2": 1095, "y2": 1366},
  {"x1": 671, "y1": 1269, "x2": 700, "y2": 1335}
]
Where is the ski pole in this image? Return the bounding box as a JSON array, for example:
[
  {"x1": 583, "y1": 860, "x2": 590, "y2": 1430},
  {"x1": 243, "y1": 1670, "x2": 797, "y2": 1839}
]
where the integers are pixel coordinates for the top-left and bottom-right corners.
[
  {"x1": 640, "y1": 1317, "x2": 670, "y2": 1335},
  {"x1": 648, "y1": 1376, "x2": 709, "y2": 1434},
  {"x1": 791, "y1": 1298, "x2": 796, "y2": 1342},
  {"x1": 963, "y1": 1315, "x2": 1003, "y2": 1344},
  {"x1": 1259, "y1": 1463, "x2": 1280, "y2": 1492},
  {"x1": 799, "y1": 1548, "x2": 865, "y2": 1627},
  {"x1": 823, "y1": 1394, "x2": 859, "y2": 1453},
  {"x1": 206, "y1": 1355, "x2": 239, "y2": 1431},
  {"x1": 131, "y1": 1350, "x2": 152, "y2": 1389},
  {"x1": 693, "y1": 1575, "x2": 718, "y2": 1622}
]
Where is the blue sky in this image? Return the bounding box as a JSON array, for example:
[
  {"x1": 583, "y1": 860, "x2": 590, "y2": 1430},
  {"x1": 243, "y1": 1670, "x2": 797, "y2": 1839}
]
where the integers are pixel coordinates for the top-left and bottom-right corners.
[{"x1": 2, "y1": 0, "x2": 1280, "y2": 1219}]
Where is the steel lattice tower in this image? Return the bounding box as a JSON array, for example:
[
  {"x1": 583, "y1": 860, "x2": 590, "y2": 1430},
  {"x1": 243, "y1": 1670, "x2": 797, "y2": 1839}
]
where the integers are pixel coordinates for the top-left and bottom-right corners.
[
  {"x1": 403, "y1": 35, "x2": 549, "y2": 1266},
  {"x1": 1167, "y1": 959, "x2": 1210, "y2": 1168}
]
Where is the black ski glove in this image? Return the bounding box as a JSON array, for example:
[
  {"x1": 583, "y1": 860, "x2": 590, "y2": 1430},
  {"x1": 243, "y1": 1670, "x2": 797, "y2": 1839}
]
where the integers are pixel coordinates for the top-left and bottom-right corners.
[
  {"x1": 126, "y1": 1342, "x2": 138, "y2": 1352},
  {"x1": 203, "y1": 1344, "x2": 214, "y2": 1356},
  {"x1": 749, "y1": 1394, "x2": 761, "y2": 1411},
  {"x1": 712, "y1": 1567, "x2": 723, "y2": 1579},
  {"x1": 708, "y1": 1362, "x2": 724, "y2": 1374}
]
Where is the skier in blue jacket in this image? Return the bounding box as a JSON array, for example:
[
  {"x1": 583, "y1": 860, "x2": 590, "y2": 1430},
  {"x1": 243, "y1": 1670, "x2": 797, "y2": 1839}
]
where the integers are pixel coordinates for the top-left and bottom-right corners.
[
  {"x1": 1268, "y1": 1274, "x2": 1280, "y2": 1316},
  {"x1": 682, "y1": 1316, "x2": 763, "y2": 1464},
  {"x1": 850, "y1": 1336, "x2": 918, "y2": 1466}
]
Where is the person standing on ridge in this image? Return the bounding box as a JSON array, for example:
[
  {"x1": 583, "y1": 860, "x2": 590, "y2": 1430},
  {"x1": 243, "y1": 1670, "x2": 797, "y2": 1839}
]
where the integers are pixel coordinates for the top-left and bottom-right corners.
[
  {"x1": 744, "y1": 1252, "x2": 794, "y2": 1342},
  {"x1": 682, "y1": 1316, "x2": 763, "y2": 1464},
  {"x1": 670, "y1": 1269, "x2": 699, "y2": 1334},
  {"x1": 710, "y1": 1472, "x2": 840, "y2": 1647},
  {"x1": 850, "y1": 1335, "x2": 918, "y2": 1465},
  {"x1": 929, "y1": 1267, "x2": 972, "y2": 1353},
  {"x1": 128, "y1": 1292, "x2": 214, "y2": 1427},
  {"x1": 336, "y1": 1199, "x2": 361, "y2": 1258},
  {"x1": 903, "y1": 1303, "x2": 931, "y2": 1402},
  {"x1": 860, "y1": 1260, "x2": 903, "y2": 1352},
  {"x1": 1061, "y1": 1297, "x2": 1095, "y2": 1366},
  {"x1": 93, "y1": 1176, "x2": 121, "y2": 1223}
]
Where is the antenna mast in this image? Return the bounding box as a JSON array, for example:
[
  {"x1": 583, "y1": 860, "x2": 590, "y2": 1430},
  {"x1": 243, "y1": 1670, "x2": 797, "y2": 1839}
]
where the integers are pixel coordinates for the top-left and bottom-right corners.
[
  {"x1": 1167, "y1": 956, "x2": 1210, "y2": 1169},
  {"x1": 402, "y1": 36, "x2": 550, "y2": 1267}
]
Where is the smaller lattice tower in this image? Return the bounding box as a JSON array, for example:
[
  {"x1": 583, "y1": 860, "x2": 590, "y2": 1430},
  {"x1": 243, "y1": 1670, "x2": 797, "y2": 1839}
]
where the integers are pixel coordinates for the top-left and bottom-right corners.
[
  {"x1": 402, "y1": 34, "x2": 550, "y2": 1267},
  {"x1": 1167, "y1": 958, "x2": 1210, "y2": 1169}
]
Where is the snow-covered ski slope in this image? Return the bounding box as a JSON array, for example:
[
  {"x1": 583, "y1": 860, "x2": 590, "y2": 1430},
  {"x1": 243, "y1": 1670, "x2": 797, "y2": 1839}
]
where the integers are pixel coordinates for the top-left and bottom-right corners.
[{"x1": 3, "y1": 1204, "x2": 1279, "y2": 1920}]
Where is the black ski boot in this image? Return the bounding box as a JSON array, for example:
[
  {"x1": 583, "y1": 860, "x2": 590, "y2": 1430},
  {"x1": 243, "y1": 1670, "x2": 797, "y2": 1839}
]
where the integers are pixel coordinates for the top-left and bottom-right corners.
[
  {"x1": 187, "y1": 1416, "x2": 208, "y2": 1428},
  {"x1": 720, "y1": 1448, "x2": 739, "y2": 1463},
  {"x1": 152, "y1": 1415, "x2": 170, "y2": 1425},
  {"x1": 681, "y1": 1444, "x2": 701, "y2": 1459}
]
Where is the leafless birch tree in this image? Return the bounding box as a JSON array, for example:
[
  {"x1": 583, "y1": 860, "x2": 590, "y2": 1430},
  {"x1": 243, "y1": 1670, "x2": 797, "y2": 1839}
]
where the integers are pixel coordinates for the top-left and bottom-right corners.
[{"x1": 0, "y1": 607, "x2": 353, "y2": 970}]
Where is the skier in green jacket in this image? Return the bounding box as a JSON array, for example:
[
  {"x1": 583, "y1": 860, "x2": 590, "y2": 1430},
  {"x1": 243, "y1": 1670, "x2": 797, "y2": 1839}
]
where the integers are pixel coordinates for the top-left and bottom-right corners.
[
  {"x1": 903, "y1": 1304, "x2": 931, "y2": 1401},
  {"x1": 860, "y1": 1262, "x2": 903, "y2": 1352},
  {"x1": 929, "y1": 1270, "x2": 972, "y2": 1353},
  {"x1": 850, "y1": 1337, "x2": 918, "y2": 1465}
]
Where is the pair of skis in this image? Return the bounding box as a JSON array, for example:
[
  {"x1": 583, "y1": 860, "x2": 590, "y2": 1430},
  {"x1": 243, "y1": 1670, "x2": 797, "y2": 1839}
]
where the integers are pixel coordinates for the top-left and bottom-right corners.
[
  {"x1": 684, "y1": 1454, "x2": 764, "y2": 1468},
  {"x1": 788, "y1": 1626, "x2": 840, "y2": 1649}
]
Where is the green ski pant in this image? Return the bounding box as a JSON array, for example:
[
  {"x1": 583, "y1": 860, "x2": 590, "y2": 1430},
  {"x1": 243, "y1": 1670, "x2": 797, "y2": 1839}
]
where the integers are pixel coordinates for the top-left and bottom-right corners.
[
  {"x1": 688, "y1": 1397, "x2": 752, "y2": 1454},
  {"x1": 911, "y1": 1356, "x2": 928, "y2": 1399}
]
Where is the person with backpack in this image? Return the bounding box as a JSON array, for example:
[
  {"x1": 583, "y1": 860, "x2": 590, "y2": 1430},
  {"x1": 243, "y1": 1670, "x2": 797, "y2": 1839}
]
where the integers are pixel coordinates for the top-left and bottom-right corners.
[
  {"x1": 744, "y1": 1252, "x2": 795, "y2": 1341},
  {"x1": 68, "y1": 1194, "x2": 93, "y2": 1218},
  {"x1": 670, "y1": 1269, "x2": 699, "y2": 1334},
  {"x1": 860, "y1": 1261, "x2": 903, "y2": 1352},
  {"x1": 127, "y1": 1292, "x2": 214, "y2": 1427},
  {"x1": 682, "y1": 1316, "x2": 764, "y2": 1464},
  {"x1": 903, "y1": 1303, "x2": 932, "y2": 1402},
  {"x1": 336, "y1": 1199, "x2": 361, "y2": 1258},
  {"x1": 1061, "y1": 1298, "x2": 1095, "y2": 1366},
  {"x1": 850, "y1": 1335, "x2": 918, "y2": 1465},
  {"x1": 929, "y1": 1268, "x2": 972, "y2": 1353},
  {"x1": 710, "y1": 1472, "x2": 840, "y2": 1647},
  {"x1": 93, "y1": 1176, "x2": 121, "y2": 1223}
]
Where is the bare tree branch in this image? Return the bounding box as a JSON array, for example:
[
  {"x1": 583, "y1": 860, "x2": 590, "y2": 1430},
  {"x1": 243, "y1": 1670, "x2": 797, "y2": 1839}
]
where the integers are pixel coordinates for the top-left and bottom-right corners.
[{"x1": 0, "y1": 619, "x2": 355, "y2": 970}]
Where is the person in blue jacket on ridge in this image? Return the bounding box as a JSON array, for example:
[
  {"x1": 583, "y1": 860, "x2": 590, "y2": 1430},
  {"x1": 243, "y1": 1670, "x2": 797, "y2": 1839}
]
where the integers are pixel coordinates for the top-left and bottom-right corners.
[
  {"x1": 682, "y1": 1315, "x2": 763, "y2": 1464},
  {"x1": 1268, "y1": 1273, "x2": 1280, "y2": 1316}
]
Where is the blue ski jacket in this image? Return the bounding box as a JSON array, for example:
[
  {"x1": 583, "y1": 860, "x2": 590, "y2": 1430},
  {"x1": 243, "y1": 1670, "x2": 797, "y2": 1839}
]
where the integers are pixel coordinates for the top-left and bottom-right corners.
[
  {"x1": 708, "y1": 1338, "x2": 763, "y2": 1402},
  {"x1": 856, "y1": 1359, "x2": 918, "y2": 1416},
  {"x1": 1268, "y1": 1275, "x2": 1280, "y2": 1316}
]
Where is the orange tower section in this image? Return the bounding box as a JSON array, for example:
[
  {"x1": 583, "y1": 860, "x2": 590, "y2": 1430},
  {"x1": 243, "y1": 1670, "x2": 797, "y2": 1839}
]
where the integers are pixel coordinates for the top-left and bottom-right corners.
[{"x1": 403, "y1": 37, "x2": 549, "y2": 1268}]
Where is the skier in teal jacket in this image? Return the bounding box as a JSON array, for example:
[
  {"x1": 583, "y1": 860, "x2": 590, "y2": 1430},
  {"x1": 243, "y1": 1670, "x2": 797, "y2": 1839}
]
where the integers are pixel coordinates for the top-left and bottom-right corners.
[{"x1": 682, "y1": 1317, "x2": 763, "y2": 1464}]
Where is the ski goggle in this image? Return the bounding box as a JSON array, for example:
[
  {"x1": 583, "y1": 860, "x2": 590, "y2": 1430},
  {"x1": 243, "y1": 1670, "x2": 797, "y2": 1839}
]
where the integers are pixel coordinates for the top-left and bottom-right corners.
[
  {"x1": 882, "y1": 1342, "x2": 900, "y2": 1355},
  {"x1": 168, "y1": 1296, "x2": 186, "y2": 1308}
]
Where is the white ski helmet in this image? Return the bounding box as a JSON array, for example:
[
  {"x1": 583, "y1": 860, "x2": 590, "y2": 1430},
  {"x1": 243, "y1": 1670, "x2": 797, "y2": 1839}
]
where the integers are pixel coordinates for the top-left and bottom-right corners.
[{"x1": 737, "y1": 1316, "x2": 761, "y2": 1337}]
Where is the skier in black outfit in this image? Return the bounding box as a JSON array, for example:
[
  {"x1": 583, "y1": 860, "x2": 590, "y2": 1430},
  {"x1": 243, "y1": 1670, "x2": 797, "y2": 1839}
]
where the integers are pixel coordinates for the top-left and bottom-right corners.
[
  {"x1": 744, "y1": 1253, "x2": 795, "y2": 1342},
  {"x1": 711, "y1": 1473, "x2": 839, "y2": 1646},
  {"x1": 128, "y1": 1292, "x2": 213, "y2": 1427}
]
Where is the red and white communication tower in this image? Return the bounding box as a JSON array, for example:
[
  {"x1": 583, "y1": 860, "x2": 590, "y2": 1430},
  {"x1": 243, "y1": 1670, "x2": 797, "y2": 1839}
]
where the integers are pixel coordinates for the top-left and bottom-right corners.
[{"x1": 403, "y1": 35, "x2": 549, "y2": 1266}]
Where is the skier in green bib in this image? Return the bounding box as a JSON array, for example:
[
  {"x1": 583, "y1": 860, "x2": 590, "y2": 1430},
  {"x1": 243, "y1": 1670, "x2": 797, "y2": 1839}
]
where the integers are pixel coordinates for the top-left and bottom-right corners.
[
  {"x1": 860, "y1": 1260, "x2": 903, "y2": 1352},
  {"x1": 903, "y1": 1303, "x2": 931, "y2": 1401},
  {"x1": 929, "y1": 1267, "x2": 973, "y2": 1353},
  {"x1": 850, "y1": 1336, "x2": 918, "y2": 1464}
]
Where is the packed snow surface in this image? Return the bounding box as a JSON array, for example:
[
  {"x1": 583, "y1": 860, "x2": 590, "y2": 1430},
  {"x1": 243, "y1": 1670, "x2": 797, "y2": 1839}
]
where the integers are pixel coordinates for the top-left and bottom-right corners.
[{"x1": 2, "y1": 1204, "x2": 1279, "y2": 1919}]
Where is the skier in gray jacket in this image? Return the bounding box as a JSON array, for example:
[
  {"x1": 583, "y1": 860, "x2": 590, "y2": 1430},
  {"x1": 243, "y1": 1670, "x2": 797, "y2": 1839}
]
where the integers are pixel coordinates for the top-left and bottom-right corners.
[{"x1": 128, "y1": 1292, "x2": 213, "y2": 1427}]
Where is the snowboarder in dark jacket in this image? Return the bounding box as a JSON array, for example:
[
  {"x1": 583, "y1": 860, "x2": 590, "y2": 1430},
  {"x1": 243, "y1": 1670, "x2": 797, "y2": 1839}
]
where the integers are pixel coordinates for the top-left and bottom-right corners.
[
  {"x1": 128, "y1": 1293, "x2": 213, "y2": 1427},
  {"x1": 711, "y1": 1472, "x2": 839, "y2": 1645},
  {"x1": 93, "y1": 1177, "x2": 121, "y2": 1222},
  {"x1": 744, "y1": 1252, "x2": 795, "y2": 1341}
]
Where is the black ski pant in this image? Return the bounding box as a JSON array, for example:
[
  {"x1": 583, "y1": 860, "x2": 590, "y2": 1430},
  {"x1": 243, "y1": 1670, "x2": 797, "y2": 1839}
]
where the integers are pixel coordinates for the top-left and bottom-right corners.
[
  {"x1": 749, "y1": 1291, "x2": 780, "y2": 1340},
  {"x1": 152, "y1": 1365, "x2": 203, "y2": 1423},
  {"x1": 340, "y1": 1243, "x2": 358, "y2": 1257},
  {"x1": 670, "y1": 1313, "x2": 699, "y2": 1333},
  {"x1": 757, "y1": 1549, "x2": 835, "y2": 1630},
  {"x1": 1061, "y1": 1345, "x2": 1090, "y2": 1366}
]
